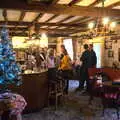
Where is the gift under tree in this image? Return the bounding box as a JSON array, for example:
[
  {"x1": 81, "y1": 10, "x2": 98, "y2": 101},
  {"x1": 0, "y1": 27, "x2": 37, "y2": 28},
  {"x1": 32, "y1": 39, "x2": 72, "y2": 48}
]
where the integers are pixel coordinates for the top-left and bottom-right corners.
[{"x1": 0, "y1": 27, "x2": 26, "y2": 120}]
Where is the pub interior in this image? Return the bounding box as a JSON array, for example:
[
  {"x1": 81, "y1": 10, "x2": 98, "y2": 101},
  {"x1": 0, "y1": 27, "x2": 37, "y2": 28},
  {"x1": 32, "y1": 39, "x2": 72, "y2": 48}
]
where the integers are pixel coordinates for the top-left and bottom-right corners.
[{"x1": 0, "y1": 0, "x2": 120, "y2": 120}]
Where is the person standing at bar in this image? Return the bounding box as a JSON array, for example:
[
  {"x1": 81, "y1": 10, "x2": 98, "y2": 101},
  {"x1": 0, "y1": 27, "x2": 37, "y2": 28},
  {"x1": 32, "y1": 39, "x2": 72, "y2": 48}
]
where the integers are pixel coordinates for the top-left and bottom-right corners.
[
  {"x1": 59, "y1": 45, "x2": 72, "y2": 94},
  {"x1": 47, "y1": 48, "x2": 56, "y2": 81},
  {"x1": 89, "y1": 44, "x2": 97, "y2": 68},
  {"x1": 79, "y1": 44, "x2": 90, "y2": 92}
]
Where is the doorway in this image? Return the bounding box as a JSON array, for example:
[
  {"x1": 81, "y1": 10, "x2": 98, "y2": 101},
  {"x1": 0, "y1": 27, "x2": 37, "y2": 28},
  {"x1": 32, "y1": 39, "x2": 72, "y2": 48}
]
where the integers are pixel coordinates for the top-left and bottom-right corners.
[{"x1": 93, "y1": 43, "x2": 103, "y2": 68}]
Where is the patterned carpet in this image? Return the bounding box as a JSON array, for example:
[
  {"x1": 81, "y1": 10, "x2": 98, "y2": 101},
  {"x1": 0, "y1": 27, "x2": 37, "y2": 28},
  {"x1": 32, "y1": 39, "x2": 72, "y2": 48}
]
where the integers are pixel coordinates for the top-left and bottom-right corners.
[{"x1": 23, "y1": 80, "x2": 120, "y2": 120}]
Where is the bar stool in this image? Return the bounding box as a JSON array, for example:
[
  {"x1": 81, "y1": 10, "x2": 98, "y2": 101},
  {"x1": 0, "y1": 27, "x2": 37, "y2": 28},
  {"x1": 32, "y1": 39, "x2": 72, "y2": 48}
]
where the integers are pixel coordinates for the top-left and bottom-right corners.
[{"x1": 48, "y1": 71, "x2": 64, "y2": 109}]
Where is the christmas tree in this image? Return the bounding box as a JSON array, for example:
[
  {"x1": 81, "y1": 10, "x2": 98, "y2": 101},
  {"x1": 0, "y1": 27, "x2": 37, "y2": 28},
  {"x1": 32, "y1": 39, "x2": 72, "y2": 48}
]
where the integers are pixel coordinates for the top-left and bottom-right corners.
[{"x1": 0, "y1": 26, "x2": 21, "y2": 90}]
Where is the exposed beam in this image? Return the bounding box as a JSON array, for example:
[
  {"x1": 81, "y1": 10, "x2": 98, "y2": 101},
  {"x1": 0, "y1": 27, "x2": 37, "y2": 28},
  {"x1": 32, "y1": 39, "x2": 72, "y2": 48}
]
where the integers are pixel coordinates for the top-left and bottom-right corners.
[
  {"x1": 45, "y1": 15, "x2": 58, "y2": 23},
  {"x1": 69, "y1": 0, "x2": 82, "y2": 6},
  {"x1": 0, "y1": 0, "x2": 120, "y2": 17},
  {"x1": 19, "y1": 11, "x2": 25, "y2": 21},
  {"x1": 68, "y1": 16, "x2": 89, "y2": 24},
  {"x1": 3, "y1": 9, "x2": 8, "y2": 21},
  {"x1": 2, "y1": 26, "x2": 84, "y2": 34},
  {"x1": 0, "y1": 21, "x2": 86, "y2": 28},
  {"x1": 33, "y1": 13, "x2": 43, "y2": 23},
  {"x1": 47, "y1": 34, "x2": 70, "y2": 37},
  {"x1": 0, "y1": 21, "x2": 32, "y2": 26},
  {"x1": 9, "y1": 32, "x2": 28, "y2": 37},
  {"x1": 29, "y1": 13, "x2": 43, "y2": 30},
  {"x1": 37, "y1": 28, "x2": 82, "y2": 33},
  {"x1": 79, "y1": 17, "x2": 96, "y2": 23},
  {"x1": 89, "y1": 0, "x2": 101, "y2": 7},
  {"x1": 0, "y1": 27, "x2": 28, "y2": 31},
  {"x1": 107, "y1": 2, "x2": 120, "y2": 8},
  {"x1": 58, "y1": 16, "x2": 74, "y2": 23}
]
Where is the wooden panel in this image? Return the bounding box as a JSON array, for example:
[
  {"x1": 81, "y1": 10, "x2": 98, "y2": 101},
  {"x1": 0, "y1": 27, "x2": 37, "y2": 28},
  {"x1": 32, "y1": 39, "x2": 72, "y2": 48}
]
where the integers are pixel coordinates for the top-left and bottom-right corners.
[
  {"x1": 58, "y1": 0, "x2": 73, "y2": 4},
  {"x1": 40, "y1": 26, "x2": 48, "y2": 28},
  {"x1": 49, "y1": 26, "x2": 58, "y2": 29},
  {"x1": 23, "y1": 12, "x2": 39, "y2": 22},
  {"x1": 48, "y1": 14, "x2": 69, "y2": 23},
  {"x1": 58, "y1": 26, "x2": 67, "y2": 29},
  {"x1": 76, "y1": 0, "x2": 96, "y2": 6},
  {"x1": 62, "y1": 16, "x2": 82, "y2": 23},
  {"x1": 7, "y1": 10, "x2": 21, "y2": 21},
  {"x1": 38, "y1": 13, "x2": 54, "y2": 22}
]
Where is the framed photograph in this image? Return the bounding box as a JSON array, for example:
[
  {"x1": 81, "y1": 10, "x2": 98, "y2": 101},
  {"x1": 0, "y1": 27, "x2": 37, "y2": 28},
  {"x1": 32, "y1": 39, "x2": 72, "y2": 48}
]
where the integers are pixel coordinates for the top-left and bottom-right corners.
[
  {"x1": 108, "y1": 50, "x2": 114, "y2": 57},
  {"x1": 105, "y1": 41, "x2": 112, "y2": 49}
]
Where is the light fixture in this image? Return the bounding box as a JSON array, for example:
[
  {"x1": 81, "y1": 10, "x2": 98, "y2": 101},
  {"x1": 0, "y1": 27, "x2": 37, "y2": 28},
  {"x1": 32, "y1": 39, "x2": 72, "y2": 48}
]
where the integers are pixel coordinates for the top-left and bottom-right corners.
[
  {"x1": 102, "y1": 17, "x2": 110, "y2": 25},
  {"x1": 88, "y1": 22, "x2": 95, "y2": 29},
  {"x1": 110, "y1": 22, "x2": 117, "y2": 28}
]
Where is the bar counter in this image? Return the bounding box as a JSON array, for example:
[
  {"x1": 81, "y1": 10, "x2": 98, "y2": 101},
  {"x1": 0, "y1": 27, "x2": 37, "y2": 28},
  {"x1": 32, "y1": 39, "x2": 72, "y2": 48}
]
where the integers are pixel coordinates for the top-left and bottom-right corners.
[{"x1": 10, "y1": 70, "x2": 48, "y2": 113}]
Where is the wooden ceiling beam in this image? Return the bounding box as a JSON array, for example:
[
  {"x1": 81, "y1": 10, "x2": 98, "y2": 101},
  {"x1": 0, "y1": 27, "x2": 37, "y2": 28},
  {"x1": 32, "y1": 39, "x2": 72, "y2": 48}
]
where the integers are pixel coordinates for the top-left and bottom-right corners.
[
  {"x1": 79, "y1": 17, "x2": 96, "y2": 23},
  {"x1": 1, "y1": 26, "x2": 85, "y2": 33},
  {"x1": 9, "y1": 32, "x2": 28, "y2": 37},
  {"x1": 9, "y1": 32, "x2": 70, "y2": 37},
  {"x1": 0, "y1": 0, "x2": 120, "y2": 17},
  {"x1": 0, "y1": 21, "x2": 86, "y2": 27},
  {"x1": 68, "y1": 16, "x2": 89, "y2": 24},
  {"x1": 3, "y1": 9, "x2": 8, "y2": 22},
  {"x1": 68, "y1": 0, "x2": 82, "y2": 6},
  {"x1": 37, "y1": 28, "x2": 81, "y2": 33},
  {"x1": 19, "y1": 11, "x2": 25, "y2": 21},
  {"x1": 57, "y1": 16, "x2": 74, "y2": 23},
  {"x1": 33, "y1": 13, "x2": 43, "y2": 23},
  {"x1": 45, "y1": 15, "x2": 58, "y2": 23},
  {"x1": 0, "y1": 27, "x2": 28, "y2": 31}
]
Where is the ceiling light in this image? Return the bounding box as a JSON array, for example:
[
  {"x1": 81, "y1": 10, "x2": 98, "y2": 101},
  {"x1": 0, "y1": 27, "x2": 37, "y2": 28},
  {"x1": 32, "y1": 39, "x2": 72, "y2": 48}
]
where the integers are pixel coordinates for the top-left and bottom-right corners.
[
  {"x1": 102, "y1": 17, "x2": 109, "y2": 25},
  {"x1": 88, "y1": 22, "x2": 94, "y2": 29},
  {"x1": 110, "y1": 22, "x2": 117, "y2": 28}
]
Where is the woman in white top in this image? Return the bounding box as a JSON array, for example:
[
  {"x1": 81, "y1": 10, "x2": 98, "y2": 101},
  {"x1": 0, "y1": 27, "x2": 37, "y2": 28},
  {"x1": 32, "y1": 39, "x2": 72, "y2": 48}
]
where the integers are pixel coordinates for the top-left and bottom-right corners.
[{"x1": 46, "y1": 48, "x2": 56, "y2": 81}]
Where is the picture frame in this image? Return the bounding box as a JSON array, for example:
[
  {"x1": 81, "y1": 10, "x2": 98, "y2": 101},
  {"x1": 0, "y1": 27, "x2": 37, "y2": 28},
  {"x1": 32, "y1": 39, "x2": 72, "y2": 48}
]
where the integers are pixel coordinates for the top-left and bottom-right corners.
[
  {"x1": 108, "y1": 50, "x2": 114, "y2": 58},
  {"x1": 105, "y1": 41, "x2": 112, "y2": 49}
]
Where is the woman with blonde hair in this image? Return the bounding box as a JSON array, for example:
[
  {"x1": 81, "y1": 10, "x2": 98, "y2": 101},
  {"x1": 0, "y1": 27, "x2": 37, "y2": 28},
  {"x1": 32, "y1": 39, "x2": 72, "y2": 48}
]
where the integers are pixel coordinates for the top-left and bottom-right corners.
[{"x1": 46, "y1": 48, "x2": 56, "y2": 81}]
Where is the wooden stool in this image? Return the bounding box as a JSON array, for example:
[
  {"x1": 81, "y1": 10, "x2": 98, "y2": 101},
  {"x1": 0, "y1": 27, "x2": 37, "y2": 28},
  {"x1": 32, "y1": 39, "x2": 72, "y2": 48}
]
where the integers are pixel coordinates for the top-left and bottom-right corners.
[{"x1": 48, "y1": 77, "x2": 64, "y2": 109}]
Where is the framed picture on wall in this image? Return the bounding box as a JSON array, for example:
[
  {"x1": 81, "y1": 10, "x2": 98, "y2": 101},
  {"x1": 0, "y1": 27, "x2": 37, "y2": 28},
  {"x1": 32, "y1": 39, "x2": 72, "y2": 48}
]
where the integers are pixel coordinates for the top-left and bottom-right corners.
[
  {"x1": 108, "y1": 50, "x2": 114, "y2": 58},
  {"x1": 105, "y1": 41, "x2": 112, "y2": 49}
]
